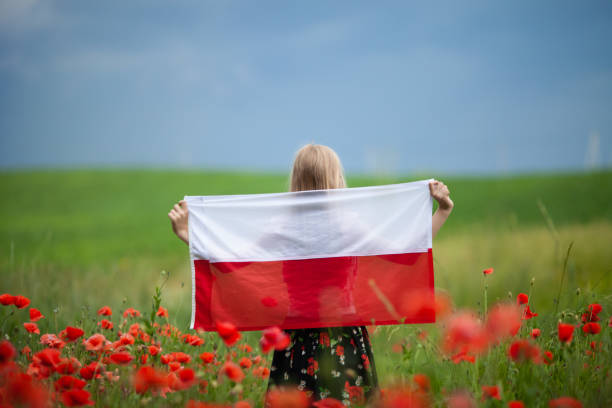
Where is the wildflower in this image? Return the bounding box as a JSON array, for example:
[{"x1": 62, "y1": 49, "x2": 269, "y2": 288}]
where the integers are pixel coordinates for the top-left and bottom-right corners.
[
  {"x1": 531, "y1": 328, "x2": 541, "y2": 338},
  {"x1": 156, "y1": 306, "x2": 168, "y2": 317},
  {"x1": 83, "y1": 334, "x2": 107, "y2": 351},
  {"x1": 486, "y1": 303, "x2": 522, "y2": 341},
  {"x1": 581, "y1": 322, "x2": 601, "y2": 334},
  {"x1": 252, "y1": 365, "x2": 270, "y2": 379},
  {"x1": 508, "y1": 340, "x2": 541, "y2": 364},
  {"x1": 133, "y1": 365, "x2": 169, "y2": 394},
  {"x1": 379, "y1": 386, "x2": 430, "y2": 408},
  {"x1": 61, "y1": 389, "x2": 94, "y2": 406},
  {"x1": 40, "y1": 333, "x2": 65, "y2": 349},
  {"x1": 412, "y1": 373, "x2": 430, "y2": 391},
  {"x1": 97, "y1": 306, "x2": 112, "y2": 316},
  {"x1": 0, "y1": 340, "x2": 16, "y2": 365},
  {"x1": 543, "y1": 350, "x2": 554, "y2": 365},
  {"x1": 56, "y1": 357, "x2": 81, "y2": 375},
  {"x1": 447, "y1": 390, "x2": 476, "y2": 408},
  {"x1": 0, "y1": 293, "x2": 15, "y2": 305},
  {"x1": 261, "y1": 326, "x2": 291, "y2": 353},
  {"x1": 98, "y1": 319, "x2": 113, "y2": 330},
  {"x1": 200, "y1": 352, "x2": 214, "y2": 364},
  {"x1": 61, "y1": 326, "x2": 85, "y2": 342},
  {"x1": 548, "y1": 397, "x2": 583, "y2": 408},
  {"x1": 265, "y1": 388, "x2": 310, "y2": 408},
  {"x1": 443, "y1": 311, "x2": 488, "y2": 356},
  {"x1": 23, "y1": 322, "x2": 40, "y2": 334},
  {"x1": 523, "y1": 305, "x2": 538, "y2": 320},
  {"x1": 149, "y1": 345, "x2": 160, "y2": 356},
  {"x1": 239, "y1": 357, "x2": 253, "y2": 369},
  {"x1": 451, "y1": 350, "x2": 475, "y2": 364},
  {"x1": 516, "y1": 293, "x2": 528, "y2": 305},
  {"x1": 21, "y1": 345, "x2": 32, "y2": 358},
  {"x1": 558, "y1": 323, "x2": 575, "y2": 343},
  {"x1": 118, "y1": 333, "x2": 135, "y2": 345},
  {"x1": 313, "y1": 398, "x2": 344, "y2": 408},
  {"x1": 1, "y1": 373, "x2": 49, "y2": 408},
  {"x1": 14, "y1": 295, "x2": 30, "y2": 309},
  {"x1": 508, "y1": 401, "x2": 525, "y2": 408},
  {"x1": 481, "y1": 385, "x2": 501, "y2": 400},
  {"x1": 123, "y1": 307, "x2": 141, "y2": 318},
  {"x1": 221, "y1": 361, "x2": 244, "y2": 382},
  {"x1": 483, "y1": 268, "x2": 494, "y2": 275},
  {"x1": 29, "y1": 308, "x2": 44, "y2": 322},
  {"x1": 109, "y1": 352, "x2": 133, "y2": 365},
  {"x1": 216, "y1": 321, "x2": 241, "y2": 346},
  {"x1": 79, "y1": 362, "x2": 104, "y2": 380},
  {"x1": 55, "y1": 375, "x2": 87, "y2": 392}
]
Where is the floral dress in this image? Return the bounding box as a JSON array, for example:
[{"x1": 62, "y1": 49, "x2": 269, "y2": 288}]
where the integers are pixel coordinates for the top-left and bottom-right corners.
[{"x1": 267, "y1": 325, "x2": 378, "y2": 405}]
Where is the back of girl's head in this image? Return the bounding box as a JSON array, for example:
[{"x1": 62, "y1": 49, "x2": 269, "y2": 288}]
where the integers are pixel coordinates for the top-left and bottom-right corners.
[{"x1": 290, "y1": 144, "x2": 346, "y2": 192}]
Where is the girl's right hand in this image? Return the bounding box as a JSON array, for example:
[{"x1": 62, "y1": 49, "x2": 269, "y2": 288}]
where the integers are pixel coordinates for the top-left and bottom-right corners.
[{"x1": 168, "y1": 200, "x2": 189, "y2": 245}]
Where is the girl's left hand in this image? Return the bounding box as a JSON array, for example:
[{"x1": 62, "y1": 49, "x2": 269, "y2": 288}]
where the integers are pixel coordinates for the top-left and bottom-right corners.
[{"x1": 429, "y1": 180, "x2": 454, "y2": 211}]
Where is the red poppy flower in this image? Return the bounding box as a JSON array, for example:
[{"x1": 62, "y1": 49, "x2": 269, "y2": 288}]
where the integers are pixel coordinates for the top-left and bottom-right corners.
[
  {"x1": 261, "y1": 326, "x2": 290, "y2": 353},
  {"x1": 29, "y1": 308, "x2": 44, "y2": 322},
  {"x1": 587, "y1": 303, "x2": 602, "y2": 315},
  {"x1": 523, "y1": 305, "x2": 538, "y2": 320},
  {"x1": 40, "y1": 333, "x2": 65, "y2": 349},
  {"x1": 23, "y1": 322, "x2": 40, "y2": 334},
  {"x1": 55, "y1": 375, "x2": 87, "y2": 392},
  {"x1": 0, "y1": 340, "x2": 16, "y2": 365},
  {"x1": 56, "y1": 357, "x2": 82, "y2": 375},
  {"x1": 531, "y1": 328, "x2": 541, "y2": 338},
  {"x1": 446, "y1": 390, "x2": 476, "y2": 408},
  {"x1": 481, "y1": 385, "x2": 501, "y2": 400},
  {"x1": 266, "y1": 388, "x2": 310, "y2": 408},
  {"x1": 61, "y1": 389, "x2": 94, "y2": 406},
  {"x1": 83, "y1": 334, "x2": 107, "y2": 351},
  {"x1": 581, "y1": 322, "x2": 601, "y2": 335},
  {"x1": 486, "y1": 303, "x2": 522, "y2": 341},
  {"x1": 171, "y1": 367, "x2": 196, "y2": 390},
  {"x1": 79, "y1": 362, "x2": 104, "y2": 380},
  {"x1": 98, "y1": 319, "x2": 113, "y2": 330},
  {"x1": 119, "y1": 333, "x2": 135, "y2": 345},
  {"x1": 312, "y1": 398, "x2": 344, "y2": 408},
  {"x1": 444, "y1": 311, "x2": 489, "y2": 355},
  {"x1": 97, "y1": 306, "x2": 112, "y2": 316},
  {"x1": 235, "y1": 401, "x2": 252, "y2": 408},
  {"x1": 149, "y1": 345, "x2": 160, "y2": 356},
  {"x1": 221, "y1": 361, "x2": 244, "y2": 382},
  {"x1": 61, "y1": 326, "x2": 85, "y2": 342},
  {"x1": 109, "y1": 351, "x2": 133, "y2": 365},
  {"x1": 483, "y1": 268, "x2": 494, "y2": 275},
  {"x1": 216, "y1": 321, "x2": 241, "y2": 346},
  {"x1": 543, "y1": 350, "x2": 554, "y2": 365},
  {"x1": 508, "y1": 401, "x2": 525, "y2": 408},
  {"x1": 516, "y1": 293, "x2": 528, "y2": 305},
  {"x1": 336, "y1": 345, "x2": 344, "y2": 357},
  {"x1": 558, "y1": 323, "x2": 575, "y2": 343},
  {"x1": 548, "y1": 396, "x2": 583, "y2": 408},
  {"x1": 239, "y1": 357, "x2": 253, "y2": 368},
  {"x1": 156, "y1": 306, "x2": 168, "y2": 317},
  {"x1": 451, "y1": 350, "x2": 476, "y2": 364},
  {"x1": 33, "y1": 348, "x2": 62, "y2": 369},
  {"x1": 0, "y1": 293, "x2": 15, "y2": 306},
  {"x1": 508, "y1": 340, "x2": 541, "y2": 364},
  {"x1": 123, "y1": 307, "x2": 141, "y2": 318},
  {"x1": 412, "y1": 373, "x2": 430, "y2": 391},
  {"x1": 133, "y1": 365, "x2": 169, "y2": 394},
  {"x1": 200, "y1": 352, "x2": 214, "y2": 364},
  {"x1": 13, "y1": 295, "x2": 30, "y2": 309}
]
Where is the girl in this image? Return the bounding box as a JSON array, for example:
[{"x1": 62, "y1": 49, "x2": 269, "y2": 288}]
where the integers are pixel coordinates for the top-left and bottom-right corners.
[{"x1": 168, "y1": 144, "x2": 453, "y2": 403}]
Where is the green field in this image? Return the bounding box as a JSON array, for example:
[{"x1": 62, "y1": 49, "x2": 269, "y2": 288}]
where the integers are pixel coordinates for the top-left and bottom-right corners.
[
  {"x1": 1, "y1": 169, "x2": 611, "y2": 406},
  {"x1": 2, "y1": 170, "x2": 611, "y2": 322}
]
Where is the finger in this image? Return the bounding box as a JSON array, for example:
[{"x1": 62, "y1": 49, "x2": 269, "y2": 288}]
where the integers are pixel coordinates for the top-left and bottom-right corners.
[
  {"x1": 173, "y1": 204, "x2": 181, "y2": 212},
  {"x1": 179, "y1": 200, "x2": 187, "y2": 207},
  {"x1": 168, "y1": 212, "x2": 176, "y2": 221}
]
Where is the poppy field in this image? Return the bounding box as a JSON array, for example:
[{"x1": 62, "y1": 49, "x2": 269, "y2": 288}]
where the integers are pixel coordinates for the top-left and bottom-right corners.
[{"x1": 1, "y1": 170, "x2": 612, "y2": 407}]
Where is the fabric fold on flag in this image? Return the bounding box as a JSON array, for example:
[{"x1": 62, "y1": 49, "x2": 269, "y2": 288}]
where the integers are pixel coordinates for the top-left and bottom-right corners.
[{"x1": 187, "y1": 179, "x2": 434, "y2": 331}]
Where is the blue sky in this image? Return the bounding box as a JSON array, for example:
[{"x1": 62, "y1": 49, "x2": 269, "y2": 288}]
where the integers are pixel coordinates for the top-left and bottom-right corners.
[{"x1": 1, "y1": 0, "x2": 611, "y2": 175}]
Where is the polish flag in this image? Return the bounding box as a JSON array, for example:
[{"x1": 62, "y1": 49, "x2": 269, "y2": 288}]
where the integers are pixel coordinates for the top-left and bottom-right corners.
[{"x1": 187, "y1": 180, "x2": 434, "y2": 331}]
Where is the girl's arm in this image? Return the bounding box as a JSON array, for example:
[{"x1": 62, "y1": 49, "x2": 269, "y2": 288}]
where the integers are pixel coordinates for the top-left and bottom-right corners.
[
  {"x1": 429, "y1": 180, "x2": 454, "y2": 239},
  {"x1": 168, "y1": 200, "x2": 189, "y2": 245}
]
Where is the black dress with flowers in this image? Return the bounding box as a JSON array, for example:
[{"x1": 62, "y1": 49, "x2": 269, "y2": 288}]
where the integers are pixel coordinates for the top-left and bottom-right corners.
[{"x1": 267, "y1": 325, "x2": 378, "y2": 404}]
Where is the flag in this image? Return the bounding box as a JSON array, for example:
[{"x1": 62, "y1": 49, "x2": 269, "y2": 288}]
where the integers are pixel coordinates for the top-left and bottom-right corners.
[{"x1": 187, "y1": 179, "x2": 434, "y2": 331}]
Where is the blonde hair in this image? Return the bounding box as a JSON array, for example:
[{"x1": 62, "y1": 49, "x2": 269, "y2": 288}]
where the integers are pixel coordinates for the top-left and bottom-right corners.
[{"x1": 289, "y1": 144, "x2": 346, "y2": 192}]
